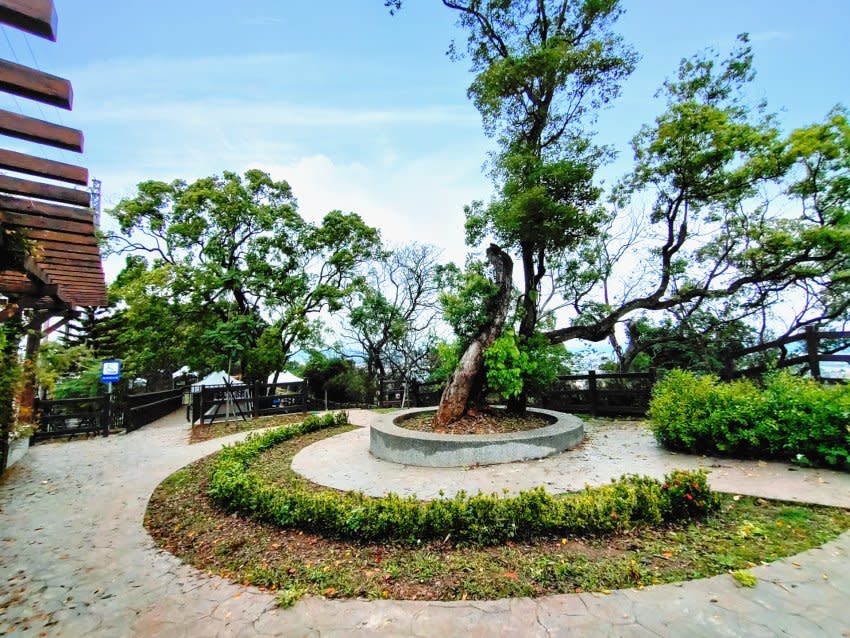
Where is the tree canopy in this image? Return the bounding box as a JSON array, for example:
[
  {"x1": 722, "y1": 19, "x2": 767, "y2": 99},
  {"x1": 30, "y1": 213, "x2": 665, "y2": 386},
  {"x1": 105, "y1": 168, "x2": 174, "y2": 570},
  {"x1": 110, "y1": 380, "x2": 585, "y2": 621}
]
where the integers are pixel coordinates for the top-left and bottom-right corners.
[
  {"x1": 390, "y1": 1, "x2": 849, "y2": 420},
  {"x1": 108, "y1": 170, "x2": 381, "y2": 382}
]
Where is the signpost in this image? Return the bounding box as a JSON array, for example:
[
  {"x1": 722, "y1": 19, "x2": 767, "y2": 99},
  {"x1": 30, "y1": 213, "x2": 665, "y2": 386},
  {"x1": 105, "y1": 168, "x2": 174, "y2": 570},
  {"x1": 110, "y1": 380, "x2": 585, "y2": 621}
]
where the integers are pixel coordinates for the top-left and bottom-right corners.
[
  {"x1": 101, "y1": 359, "x2": 121, "y2": 397},
  {"x1": 101, "y1": 360, "x2": 121, "y2": 428},
  {"x1": 101, "y1": 359, "x2": 121, "y2": 385}
]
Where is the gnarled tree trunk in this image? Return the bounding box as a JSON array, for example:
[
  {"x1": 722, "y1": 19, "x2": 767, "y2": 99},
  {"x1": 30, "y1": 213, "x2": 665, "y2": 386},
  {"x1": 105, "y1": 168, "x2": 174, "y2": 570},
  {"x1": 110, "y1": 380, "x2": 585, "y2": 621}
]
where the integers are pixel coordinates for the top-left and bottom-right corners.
[{"x1": 434, "y1": 244, "x2": 513, "y2": 427}]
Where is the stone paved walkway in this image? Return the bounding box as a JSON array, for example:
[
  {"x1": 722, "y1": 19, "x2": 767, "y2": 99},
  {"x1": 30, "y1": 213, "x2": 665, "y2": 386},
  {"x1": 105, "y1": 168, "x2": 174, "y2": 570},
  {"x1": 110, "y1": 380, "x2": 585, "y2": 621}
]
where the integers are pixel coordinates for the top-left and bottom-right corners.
[
  {"x1": 0, "y1": 409, "x2": 848, "y2": 637},
  {"x1": 296, "y1": 411, "x2": 850, "y2": 507}
]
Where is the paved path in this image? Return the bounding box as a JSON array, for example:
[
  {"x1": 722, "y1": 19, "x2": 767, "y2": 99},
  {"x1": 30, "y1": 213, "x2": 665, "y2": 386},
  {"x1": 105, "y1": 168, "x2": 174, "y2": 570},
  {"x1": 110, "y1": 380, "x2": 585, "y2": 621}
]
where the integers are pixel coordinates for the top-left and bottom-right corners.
[
  {"x1": 0, "y1": 409, "x2": 847, "y2": 637},
  {"x1": 297, "y1": 411, "x2": 850, "y2": 507}
]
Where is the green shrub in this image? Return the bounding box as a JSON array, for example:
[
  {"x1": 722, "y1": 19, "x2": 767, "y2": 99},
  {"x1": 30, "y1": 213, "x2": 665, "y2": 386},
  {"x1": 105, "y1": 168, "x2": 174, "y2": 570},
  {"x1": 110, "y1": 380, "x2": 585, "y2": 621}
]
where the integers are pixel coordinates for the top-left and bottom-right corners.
[
  {"x1": 648, "y1": 370, "x2": 850, "y2": 469},
  {"x1": 661, "y1": 469, "x2": 720, "y2": 519},
  {"x1": 208, "y1": 416, "x2": 720, "y2": 545}
]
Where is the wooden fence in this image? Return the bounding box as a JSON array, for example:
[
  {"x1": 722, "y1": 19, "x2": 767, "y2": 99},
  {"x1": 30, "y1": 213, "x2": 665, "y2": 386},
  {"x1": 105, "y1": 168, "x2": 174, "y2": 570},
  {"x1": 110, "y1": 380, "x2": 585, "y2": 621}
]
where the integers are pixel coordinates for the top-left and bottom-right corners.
[
  {"x1": 189, "y1": 380, "x2": 308, "y2": 426},
  {"x1": 123, "y1": 387, "x2": 184, "y2": 432},
  {"x1": 32, "y1": 395, "x2": 110, "y2": 441},
  {"x1": 723, "y1": 326, "x2": 850, "y2": 381},
  {"x1": 540, "y1": 370, "x2": 657, "y2": 417},
  {"x1": 380, "y1": 371, "x2": 656, "y2": 416},
  {"x1": 379, "y1": 379, "x2": 444, "y2": 408}
]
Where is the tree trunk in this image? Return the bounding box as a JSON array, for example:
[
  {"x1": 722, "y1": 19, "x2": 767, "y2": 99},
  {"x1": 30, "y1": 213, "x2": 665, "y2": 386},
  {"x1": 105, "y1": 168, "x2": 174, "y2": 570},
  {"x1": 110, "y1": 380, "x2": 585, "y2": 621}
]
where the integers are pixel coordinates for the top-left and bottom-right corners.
[
  {"x1": 434, "y1": 245, "x2": 513, "y2": 427},
  {"x1": 16, "y1": 310, "x2": 46, "y2": 424}
]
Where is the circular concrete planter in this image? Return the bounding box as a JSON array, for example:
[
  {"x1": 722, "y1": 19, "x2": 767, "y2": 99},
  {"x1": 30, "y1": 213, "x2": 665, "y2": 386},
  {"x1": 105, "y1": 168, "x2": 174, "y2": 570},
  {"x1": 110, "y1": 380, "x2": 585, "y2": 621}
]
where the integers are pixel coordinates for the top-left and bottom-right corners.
[{"x1": 369, "y1": 407, "x2": 584, "y2": 467}]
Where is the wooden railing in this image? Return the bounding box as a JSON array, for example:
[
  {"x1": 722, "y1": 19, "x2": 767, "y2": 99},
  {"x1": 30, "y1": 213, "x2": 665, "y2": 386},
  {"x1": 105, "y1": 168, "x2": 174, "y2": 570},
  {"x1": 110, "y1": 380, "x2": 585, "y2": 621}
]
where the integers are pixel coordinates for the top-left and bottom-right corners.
[
  {"x1": 723, "y1": 326, "x2": 850, "y2": 381},
  {"x1": 32, "y1": 395, "x2": 109, "y2": 441},
  {"x1": 123, "y1": 387, "x2": 184, "y2": 432},
  {"x1": 189, "y1": 381, "x2": 308, "y2": 426},
  {"x1": 379, "y1": 379, "x2": 443, "y2": 408},
  {"x1": 541, "y1": 370, "x2": 657, "y2": 417}
]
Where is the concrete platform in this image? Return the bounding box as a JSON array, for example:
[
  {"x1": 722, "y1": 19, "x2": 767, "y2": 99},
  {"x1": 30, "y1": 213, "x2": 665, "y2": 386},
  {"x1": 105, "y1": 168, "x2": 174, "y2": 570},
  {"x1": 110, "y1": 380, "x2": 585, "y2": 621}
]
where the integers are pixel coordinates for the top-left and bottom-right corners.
[{"x1": 369, "y1": 406, "x2": 584, "y2": 467}]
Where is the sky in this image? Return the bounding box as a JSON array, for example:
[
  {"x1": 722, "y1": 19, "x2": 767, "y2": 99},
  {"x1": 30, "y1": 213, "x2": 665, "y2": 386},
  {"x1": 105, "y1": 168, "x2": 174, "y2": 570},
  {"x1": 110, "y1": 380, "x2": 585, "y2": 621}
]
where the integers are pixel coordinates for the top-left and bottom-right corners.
[{"x1": 1, "y1": 0, "x2": 849, "y2": 284}]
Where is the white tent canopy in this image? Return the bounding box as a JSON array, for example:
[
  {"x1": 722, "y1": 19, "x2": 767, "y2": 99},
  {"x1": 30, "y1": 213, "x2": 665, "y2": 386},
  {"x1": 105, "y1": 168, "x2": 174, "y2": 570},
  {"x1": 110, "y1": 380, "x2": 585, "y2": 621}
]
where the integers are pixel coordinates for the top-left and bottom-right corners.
[
  {"x1": 267, "y1": 371, "x2": 302, "y2": 384},
  {"x1": 192, "y1": 370, "x2": 245, "y2": 391},
  {"x1": 172, "y1": 365, "x2": 192, "y2": 379}
]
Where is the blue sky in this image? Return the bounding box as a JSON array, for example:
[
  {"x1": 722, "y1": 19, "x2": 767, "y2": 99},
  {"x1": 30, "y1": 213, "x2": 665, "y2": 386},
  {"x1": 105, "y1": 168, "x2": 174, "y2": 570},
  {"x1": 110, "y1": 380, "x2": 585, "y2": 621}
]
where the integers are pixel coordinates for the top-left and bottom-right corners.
[{"x1": 1, "y1": 1, "x2": 848, "y2": 280}]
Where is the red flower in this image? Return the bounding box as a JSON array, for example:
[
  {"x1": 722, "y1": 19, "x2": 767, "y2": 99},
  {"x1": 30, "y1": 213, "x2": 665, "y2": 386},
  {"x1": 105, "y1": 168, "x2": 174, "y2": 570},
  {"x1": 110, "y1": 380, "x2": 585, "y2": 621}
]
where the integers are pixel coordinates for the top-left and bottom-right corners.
[{"x1": 686, "y1": 493, "x2": 694, "y2": 501}]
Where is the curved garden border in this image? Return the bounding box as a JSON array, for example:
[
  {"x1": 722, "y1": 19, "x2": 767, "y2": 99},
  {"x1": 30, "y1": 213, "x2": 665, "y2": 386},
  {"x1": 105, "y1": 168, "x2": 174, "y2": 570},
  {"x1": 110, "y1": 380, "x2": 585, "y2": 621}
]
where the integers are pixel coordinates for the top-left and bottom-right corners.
[{"x1": 369, "y1": 406, "x2": 584, "y2": 467}]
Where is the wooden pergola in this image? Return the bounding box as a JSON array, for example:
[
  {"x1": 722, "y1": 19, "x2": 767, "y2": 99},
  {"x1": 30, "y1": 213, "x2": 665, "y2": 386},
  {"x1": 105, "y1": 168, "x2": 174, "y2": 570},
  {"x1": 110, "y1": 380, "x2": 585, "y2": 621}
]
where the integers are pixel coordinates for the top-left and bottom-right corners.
[{"x1": 0, "y1": 0, "x2": 106, "y2": 322}]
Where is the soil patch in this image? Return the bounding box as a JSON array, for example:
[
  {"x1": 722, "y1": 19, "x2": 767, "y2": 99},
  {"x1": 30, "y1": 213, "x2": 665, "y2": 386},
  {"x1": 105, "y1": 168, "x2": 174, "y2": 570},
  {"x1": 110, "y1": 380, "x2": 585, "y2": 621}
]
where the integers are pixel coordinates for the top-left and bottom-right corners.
[
  {"x1": 396, "y1": 408, "x2": 552, "y2": 435},
  {"x1": 189, "y1": 412, "x2": 312, "y2": 443}
]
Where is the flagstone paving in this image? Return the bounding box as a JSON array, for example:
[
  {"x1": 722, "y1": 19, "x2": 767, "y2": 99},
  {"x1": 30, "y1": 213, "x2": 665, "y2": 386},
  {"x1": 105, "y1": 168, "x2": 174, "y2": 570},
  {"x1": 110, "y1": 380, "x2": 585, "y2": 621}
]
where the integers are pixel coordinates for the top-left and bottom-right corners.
[{"x1": 0, "y1": 409, "x2": 848, "y2": 637}]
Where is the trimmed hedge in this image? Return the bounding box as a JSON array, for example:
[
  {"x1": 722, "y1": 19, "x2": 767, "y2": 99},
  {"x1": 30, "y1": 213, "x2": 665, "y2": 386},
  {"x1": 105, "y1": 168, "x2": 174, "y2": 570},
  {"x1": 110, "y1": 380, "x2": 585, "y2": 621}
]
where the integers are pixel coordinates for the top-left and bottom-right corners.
[
  {"x1": 208, "y1": 412, "x2": 719, "y2": 545},
  {"x1": 648, "y1": 370, "x2": 850, "y2": 470}
]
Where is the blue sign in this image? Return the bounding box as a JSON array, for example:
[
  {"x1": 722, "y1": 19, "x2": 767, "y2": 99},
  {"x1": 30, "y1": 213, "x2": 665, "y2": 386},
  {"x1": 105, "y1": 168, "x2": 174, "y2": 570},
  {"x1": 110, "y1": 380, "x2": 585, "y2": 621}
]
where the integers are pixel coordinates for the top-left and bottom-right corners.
[{"x1": 101, "y1": 359, "x2": 122, "y2": 383}]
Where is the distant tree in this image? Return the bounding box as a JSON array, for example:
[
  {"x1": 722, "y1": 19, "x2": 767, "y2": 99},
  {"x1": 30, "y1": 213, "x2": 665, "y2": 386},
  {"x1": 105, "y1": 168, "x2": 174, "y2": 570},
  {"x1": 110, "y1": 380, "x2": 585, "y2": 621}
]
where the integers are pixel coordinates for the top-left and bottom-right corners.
[
  {"x1": 617, "y1": 312, "x2": 762, "y2": 374},
  {"x1": 343, "y1": 243, "x2": 441, "y2": 385},
  {"x1": 301, "y1": 351, "x2": 371, "y2": 404},
  {"x1": 109, "y1": 170, "x2": 381, "y2": 383},
  {"x1": 61, "y1": 306, "x2": 121, "y2": 359}
]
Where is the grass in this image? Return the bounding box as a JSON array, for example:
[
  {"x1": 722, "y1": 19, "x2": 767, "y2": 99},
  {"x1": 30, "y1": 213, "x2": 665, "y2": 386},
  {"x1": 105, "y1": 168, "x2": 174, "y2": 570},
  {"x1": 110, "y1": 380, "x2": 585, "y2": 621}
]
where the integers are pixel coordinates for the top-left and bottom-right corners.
[
  {"x1": 189, "y1": 412, "x2": 315, "y2": 443},
  {"x1": 730, "y1": 569, "x2": 758, "y2": 587},
  {"x1": 146, "y1": 423, "x2": 850, "y2": 606}
]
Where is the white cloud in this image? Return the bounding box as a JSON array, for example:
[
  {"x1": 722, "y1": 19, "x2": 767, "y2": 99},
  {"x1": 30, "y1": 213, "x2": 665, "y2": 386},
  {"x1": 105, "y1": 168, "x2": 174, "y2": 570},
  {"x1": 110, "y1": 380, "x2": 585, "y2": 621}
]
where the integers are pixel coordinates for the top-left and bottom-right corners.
[{"x1": 249, "y1": 153, "x2": 491, "y2": 267}]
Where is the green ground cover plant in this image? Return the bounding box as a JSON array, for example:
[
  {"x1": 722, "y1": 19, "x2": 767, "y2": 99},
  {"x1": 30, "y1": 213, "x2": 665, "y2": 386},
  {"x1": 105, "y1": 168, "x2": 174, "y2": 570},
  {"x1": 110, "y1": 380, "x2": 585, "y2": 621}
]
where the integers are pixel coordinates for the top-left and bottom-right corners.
[
  {"x1": 145, "y1": 419, "x2": 850, "y2": 605},
  {"x1": 648, "y1": 370, "x2": 850, "y2": 469},
  {"x1": 189, "y1": 412, "x2": 313, "y2": 443},
  {"x1": 208, "y1": 416, "x2": 718, "y2": 545}
]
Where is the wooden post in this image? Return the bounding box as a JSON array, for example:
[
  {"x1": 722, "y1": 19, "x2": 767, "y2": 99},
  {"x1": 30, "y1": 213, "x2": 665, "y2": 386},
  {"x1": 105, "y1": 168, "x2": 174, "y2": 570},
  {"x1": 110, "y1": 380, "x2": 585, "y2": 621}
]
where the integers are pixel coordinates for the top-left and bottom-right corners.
[
  {"x1": 252, "y1": 380, "x2": 260, "y2": 418},
  {"x1": 100, "y1": 395, "x2": 109, "y2": 437},
  {"x1": 588, "y1": 370, "x2": 598, "y2": 417},
  {"x1": 805, "y1": 326, "x2": 821, "y2": 381},
  {"x1": 198, "y1": 389, "x2": 205, "y2": 427},
  {"x1": 16, "y1": 309, "x2": 46, "y2": 425},
  {"x1": 301, "y1": 381, "x2": 308, "y2": 411}
]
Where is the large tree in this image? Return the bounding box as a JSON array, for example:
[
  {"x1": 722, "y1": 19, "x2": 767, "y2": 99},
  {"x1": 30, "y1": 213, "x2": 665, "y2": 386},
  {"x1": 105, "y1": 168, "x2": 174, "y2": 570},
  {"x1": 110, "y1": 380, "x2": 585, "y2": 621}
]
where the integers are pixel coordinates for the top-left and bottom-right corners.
[
  {"x1": 109, "y1": 170, "x2": 381, "y2": 382},
  {"x1": 392, "y1": 2, "x2": 849, "y2": 422},
  {"x1": 452, "y1": 0, "x2": 636, "y2": 413}
]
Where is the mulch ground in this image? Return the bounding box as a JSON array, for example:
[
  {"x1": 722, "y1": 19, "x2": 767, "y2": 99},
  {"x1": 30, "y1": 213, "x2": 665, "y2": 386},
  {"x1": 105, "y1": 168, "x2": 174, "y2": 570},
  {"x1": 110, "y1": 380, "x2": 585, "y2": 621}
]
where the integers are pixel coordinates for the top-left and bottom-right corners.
[{"x1": 397, "y1": 408, "x2": 551, "y2": 435}]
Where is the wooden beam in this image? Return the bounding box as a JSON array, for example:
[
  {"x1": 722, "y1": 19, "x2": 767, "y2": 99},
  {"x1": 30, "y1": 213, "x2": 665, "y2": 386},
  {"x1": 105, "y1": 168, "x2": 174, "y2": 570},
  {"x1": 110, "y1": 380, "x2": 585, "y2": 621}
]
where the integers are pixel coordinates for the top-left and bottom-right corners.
[
  {"x1": 0, "y1": 174, "x2": 89, "y2": 207},
  {"x1": 39, "y1": 256, "x2": 103, "y2": 270},
  {"x1": 41, "y1": 266, "x2": 103, "y2": 278},
  {"x1": 13, "y1": 295, "x2": 65, "y2": 310},
  {"x1": 45, "y1": 272, "x2": 105, "y2": 283},
  {"x1": 0, "y1": 210, "x2": 94, "y2": 235},
  {"x1": 0, "y1": 275, "x2": 55, "y2": 296},
  {"x1": 0, "y1": 0, "x2": 57, "y2": 41},
  {"x1": 25, "y1": 228, "x2": 97, "y2": 245},
  {"x1": 42, "y1": 311, "x2": 77, "y2": 336},
  {"x1": 0, "y1": 59, "x2": 71, "y2": 109},
  {"x1": 0, "y1": 108, "x2": 83, "y2": 152},
  {"x1": 41, "y1": 262, "x2": 104, "y2": 274},
  {"x1": 35, "y1": 241, "x2": 101, "y2": 256},
  {"x1": 0, "y1": 149, "x2": 88, "y2": 185},
  {"x1": 0, "y1": 192, "x2": 93, "y2": 222}
]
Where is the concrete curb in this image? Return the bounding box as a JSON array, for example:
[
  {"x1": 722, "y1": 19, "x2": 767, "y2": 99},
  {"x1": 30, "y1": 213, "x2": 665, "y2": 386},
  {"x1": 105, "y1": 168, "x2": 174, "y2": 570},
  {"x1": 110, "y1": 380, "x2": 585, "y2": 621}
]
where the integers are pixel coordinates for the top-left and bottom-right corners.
[{"x1": 369, "y1": 406, "x2": 584, "y2": 467}]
